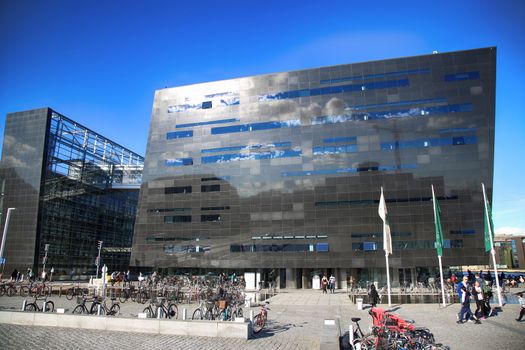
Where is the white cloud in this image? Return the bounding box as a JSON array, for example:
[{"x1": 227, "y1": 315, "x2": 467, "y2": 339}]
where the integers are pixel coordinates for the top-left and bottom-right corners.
[{"x1": 495, "y1": 226, "x2": 525, "y2": 236}]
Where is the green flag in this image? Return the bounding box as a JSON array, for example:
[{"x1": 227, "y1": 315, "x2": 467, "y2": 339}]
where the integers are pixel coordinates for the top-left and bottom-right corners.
[
  {"x1": 484, "y1": 193, "x2": 495, "y2": 252},
  {"x1": 432, "y1": 187, "x2": 444, "y2": 256}
]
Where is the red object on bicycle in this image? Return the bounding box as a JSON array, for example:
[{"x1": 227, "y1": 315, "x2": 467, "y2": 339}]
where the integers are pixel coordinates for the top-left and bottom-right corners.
[{"x1": 369, "y1": 307, "x2": 415, "y2": 331}]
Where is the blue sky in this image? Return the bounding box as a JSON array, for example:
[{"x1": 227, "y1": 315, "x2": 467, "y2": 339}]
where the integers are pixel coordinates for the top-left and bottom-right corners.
[{"x1": 1, "y1": 0, "x2": 524, "y2": 232}]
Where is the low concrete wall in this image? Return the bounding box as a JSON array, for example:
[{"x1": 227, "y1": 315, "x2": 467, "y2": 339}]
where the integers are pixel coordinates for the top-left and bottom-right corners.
[{"x1": 0, "y1": 311, "x2": 251, "y2": 339}]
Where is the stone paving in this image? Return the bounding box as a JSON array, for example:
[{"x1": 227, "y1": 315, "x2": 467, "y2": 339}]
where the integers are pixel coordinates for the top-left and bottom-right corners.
[{"x1": 0, "y1": 287, "x2": 524, "y2": 349}]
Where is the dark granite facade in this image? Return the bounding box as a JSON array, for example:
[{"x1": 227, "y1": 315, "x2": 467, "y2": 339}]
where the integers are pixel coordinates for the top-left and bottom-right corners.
[{"x1": 131, "y1": 48, "x2": 496, "y2": 287}]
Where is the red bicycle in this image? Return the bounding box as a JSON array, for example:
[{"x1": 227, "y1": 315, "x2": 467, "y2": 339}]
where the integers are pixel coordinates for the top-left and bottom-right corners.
[{"x1": 252, "y1": 301, "x2": 270, "y2": 333}]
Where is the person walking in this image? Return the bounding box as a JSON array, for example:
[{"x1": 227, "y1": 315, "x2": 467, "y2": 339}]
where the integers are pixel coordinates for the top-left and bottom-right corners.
[
  {"x1": 321, "y1": 275, "x2": 328, "y2": 294},
  {"x1": 482, "y1": 281, "x2": 493, "y2": 317},
  {"x1": 369, "y1": 284, "x2": 380, "y2": 308},
  {"x1": 329, "y1": 275, "x2": 336, "y2": 294},
  {"x1": 516, "y1": 292, "x2": 525, "y2": 322},
  {"x1": 10, "y1": 268, "x2": 18, "y2": 282},
  {"x1": 471, "y1": 280, "x2": 485, "y2": 320}
]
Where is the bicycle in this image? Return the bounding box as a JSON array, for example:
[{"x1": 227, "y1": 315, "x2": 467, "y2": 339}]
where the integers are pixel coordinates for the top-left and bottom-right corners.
[
  {"x1": 192, "y1": 299, "x2": 218, "y2": 320},
  {"x1": 24, "y1": 296, "x2": 54, "y2": 313},
  {"x1": 72, "y1": 294, "x2": 96, "y2": 314},
  {"x1": 29, "y1": 281, "x2": 51, "y2": 297},
  {"x1": 252, "y1": 301, "x2": 270, "y2": 333},
  {"x1": 90, "y1": 296, "x2": 120, "y2": 316},
  {"x1": 142, "y1": 297, "x2": 178, "y2": 319},
  {"x1": 66, "y1": 283, "x2": 88, "y2": 300}
]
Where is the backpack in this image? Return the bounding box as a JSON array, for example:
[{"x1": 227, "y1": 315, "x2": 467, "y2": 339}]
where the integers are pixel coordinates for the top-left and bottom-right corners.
[{"x1": 482, "y1": 284, "x2": 492, "y2": 297}]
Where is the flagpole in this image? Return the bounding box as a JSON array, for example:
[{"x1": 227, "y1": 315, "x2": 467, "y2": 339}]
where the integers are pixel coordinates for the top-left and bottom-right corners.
[
  {"x1": 482, "y1": 183, "x2": 503, "y2": 307},
  {"x1": 432, "y1": 185, "x2": 447, "y2": 308},
  {"x1": 385, "y1": 249, "x2": 392, "y2": 307},
  {"x1": 380, "y1": 187, "x2": 392, "y2": 307}
]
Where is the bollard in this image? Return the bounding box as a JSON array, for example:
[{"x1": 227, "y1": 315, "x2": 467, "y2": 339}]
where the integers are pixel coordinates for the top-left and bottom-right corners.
[
  {"x1": 349, "y1": 325, "x2": 354, "y2": 345},
  {"x1": 43, "y1": 301, "x2": 47, "y2": 313},
  {"x1": 157, "y1": 307, "x2": 163, "y2": 319},
  {"x1": 97, "y1": 304, "x2": 102, "y2": 316},
  {"x1": 59, "y1": 285, "x2": 62, "y2": 298},
  {"x1": 182, "y1": 308, "x2": 187, "y2": 320},
  {"x1": 249, "y1": 310, "x2": 254, "y2": 323},
  {"x1": 22, "y1": 299, "x2": 27, "y2": 311}
]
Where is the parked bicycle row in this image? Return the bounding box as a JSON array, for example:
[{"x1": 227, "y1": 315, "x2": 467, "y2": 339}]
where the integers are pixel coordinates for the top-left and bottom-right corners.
[{"x1": 349, "y1": 307, "x2": 449, "y2": 350}]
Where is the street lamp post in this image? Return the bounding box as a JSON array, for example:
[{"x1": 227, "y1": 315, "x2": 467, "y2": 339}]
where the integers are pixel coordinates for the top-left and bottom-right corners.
[{"x1": 0, "y1": 208, "x2": 16, "y2": 274}]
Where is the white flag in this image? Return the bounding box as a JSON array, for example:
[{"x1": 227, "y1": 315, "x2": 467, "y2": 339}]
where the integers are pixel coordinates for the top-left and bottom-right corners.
[{"x1": 378, "y1": 187, "x2": 392, "y2": 255}]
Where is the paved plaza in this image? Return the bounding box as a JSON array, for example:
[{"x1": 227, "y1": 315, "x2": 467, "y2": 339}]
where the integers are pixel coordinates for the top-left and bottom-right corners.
[{"x1": 0, "y1": 288, "x2": 524, "y2": 349}]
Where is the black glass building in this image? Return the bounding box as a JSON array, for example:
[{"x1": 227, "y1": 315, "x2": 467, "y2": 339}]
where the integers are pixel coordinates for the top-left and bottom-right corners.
[
  {"x1": 0, "y1": 108, "x2": 144, "y2": 277},
  {"x1": 131, "y1": 47, "x2": 496, "y2": 288}
]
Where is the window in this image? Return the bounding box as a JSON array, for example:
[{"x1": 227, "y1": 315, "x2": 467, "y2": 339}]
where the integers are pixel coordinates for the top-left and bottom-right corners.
[
  {"x1": 165, "y1": 186, "x2": 192, "y2": 194},
  {"x1": 166, "y1": 130, "x2": 193, "y2": 139},
  {"x1": 176, "y1": 118, "x2": 238, "y2": 129},
  {"x1": 201, "y1": 206, "x2": 230, "y2": 211},
  {"x1": 165, "y1": 158, "x2": 193, "y2": 166},
  {"x1": 164, "y1": 216, "x2": 192, "y2": 223},
  {"x1": 316, "y1": 243, "x2": 329, "y2": 252},
  {"x1": 201, "y1": 214, "x2": 221, "y2": 222},
  {"x1": 201, "y1": 101, "x2": 212, "y2": 109},
  {"x1": 201, "y1": 184, "x2": 220, "y2": 192}
]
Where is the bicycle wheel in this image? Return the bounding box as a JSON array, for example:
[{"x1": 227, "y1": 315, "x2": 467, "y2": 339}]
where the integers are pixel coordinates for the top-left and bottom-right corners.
[
  {"x1": 143, "y1": 306, "x2": 154, "y2": 318},
  {"x1": 0, "y1": 286, "x2": 4, "y2": 297},
  {"x1": 66, "y1": 288, "x2": 75, "y2": 300},
  {"x1": 24, "y1": 303, "x2": 36, "y2": 312},
  {"x1": 90, "y1": 302, "x2": 102, "y2": 315},
  {"x1": 236, "y1": 307, "x2": 243, "y2": 318},
  {"x1": 19, "y1": 286, "x2": 29, "y2": 297},
  {"x1": 204, "y1": 309, "x2": 214, "y2": 320},
  {"x1": 358, "y1": 333, "x2": 378, "y2": 350},
  {"x1": 7, "y1": 286, "x2": 16, "y2": 297},
  {"x1": 109, "y1": 304, "x2": 120, "y2": 316},
  {"x1": 73, "y1": 305, "x2": 85, "y2": 314},
  {"x1": 167, "y1": 303, "x2": 178, "y2": 319},
  {"x1": 119, "y1": 291, "x2": 128, "y2": 303},
  {"x1": 192, "y1": 308, "x2": 203, "y2": 320},
  {"x1": 252, "y1": 313, "x2": 265, "y2": 333},
  {"x1": 44, "y1": 301, "x2": 54, "y2": 313}
]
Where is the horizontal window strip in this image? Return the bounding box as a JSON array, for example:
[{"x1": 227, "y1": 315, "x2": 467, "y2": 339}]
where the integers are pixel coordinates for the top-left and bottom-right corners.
[
  {"x1": 444, "y1": 71, "x2": 480, "y2": 82},
  {"x1": 165, "y1": 158, "x2": 193, "y2": 166},
  {"x1": 201, "y1": 206, "x2": 230, "y2": 211},
  {"x1": 164, "y1": 245, "x2": 210, "y2": 253},
  {"x1": 230, "y1": 243, "x2": 328, "y2": 253},
  {"x1": 351, "y1": 232, "x2": 411, "y2": 238},
  {"x1": 202, "y1": 149, "x2": 302, "y2": 164},
  {"x1": 165, "y1": 186, "x2": 192, "y2": 194},
  {"x1": 175, "y1": 118, "x2": 240, "y2": 129},
  {"x1": 164, "y1": 215, "x2": 192, "y2": 223},
  {"x1": 312, "y1": 103, "x2": 472, "y2": 125},
  {"x1": 323, "y1": 136, "x2": 357, "y2": 143},
  {"x1": 450, "y1": 229, "x2": 476, "y2": 235},
  {"x1": 147, "y1": 208, "x2": 191, "y2": 213},
  {"x1": 201, "y1": 176, "x2": 231, "y2": 181},
  {"x1": 351, "y1": 98, "x2": 447, "y2": 111},
  {"x1": 282, "y1": 164, "x2": 416, "y2": 177},
  {"x1": 258, "y1": 79, "x2": 409, "y2": 102},
  {"x1": 146, "y1": 236, "x2": 208, "y2": 242},
  {"x1": 439, "y1": 127, "x2": 476, "y2": 134},
  {"x1": 313, "y1": 144, "x2": 358, "y2": 155},
  {"x1": 352, "y1": 239, "x2": 463, "y2": 251},
  {"x1": 211, "y1": 120, "x2": 300, "y2": 135},
  {"x1": 166, "y1": 130, "x2": 193, "y2": 139},
  {"x1": 320, "y1": 68, "x2": 431, "y2": 85},
  {"x1": 201, "y1": 141, "x2": 292, "y2": 154},
  {"x1": 381, "y1": 136, "x2": 477, "y2": 150},
  {"x1": 315, "y1": 195, "x2": 459, "y2": 207}
]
